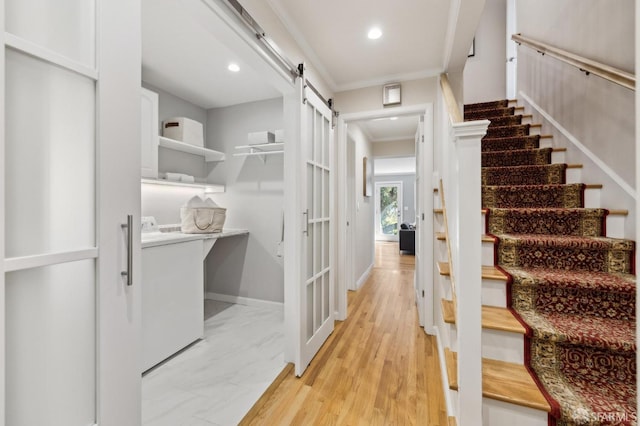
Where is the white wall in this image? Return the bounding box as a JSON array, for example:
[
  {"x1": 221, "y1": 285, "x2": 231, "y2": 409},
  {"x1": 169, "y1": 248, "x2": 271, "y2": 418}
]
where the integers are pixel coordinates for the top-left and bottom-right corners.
[
  {"x1": 372, "y1": 139, "x2": 416, "y2": 157},
  {"x1": 463, "y1": 0, "x2": 507, "y2": 103},
  {"x1": 348, "y1": 124, "x2": 375, "y2": 283},
  {"x1": 516, "y1": 0, "x2": 636, "y2": 237},
  {"x1": 334, "y1": 77, "x2": 438, "y2": 114},
  {"x1": 205, "y1": 97, "x2": 285, "y2": 303}
]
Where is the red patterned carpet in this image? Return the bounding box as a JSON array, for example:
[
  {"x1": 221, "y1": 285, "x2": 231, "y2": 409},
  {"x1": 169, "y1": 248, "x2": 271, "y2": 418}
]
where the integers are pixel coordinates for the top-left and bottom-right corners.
[{"x1": 465, "y1": 99, "x2": 637, "y2": 426}]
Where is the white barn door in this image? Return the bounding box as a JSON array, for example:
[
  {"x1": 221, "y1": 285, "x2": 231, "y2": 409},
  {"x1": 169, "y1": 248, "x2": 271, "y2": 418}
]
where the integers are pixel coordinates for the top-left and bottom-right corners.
[
  {"x1": 1, "y1": 0, "x2": 142, "y2": 424},
  {"x1": 285, "y1": 77, "x2": 335, "y2": 377}
]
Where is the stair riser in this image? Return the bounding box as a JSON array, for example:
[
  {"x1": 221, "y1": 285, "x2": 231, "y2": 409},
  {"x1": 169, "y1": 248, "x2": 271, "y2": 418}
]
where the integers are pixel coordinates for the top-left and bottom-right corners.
[
  {"x1": 483, "y1": 399, "x2": 547, "y2": 426},
  {"x1": 448, "y1": 325, "x2": 524, "y2": 364},
  {"x1": 607, "y1": 215, "x2": 625, "y2": 239},
  {"x1": 481, "y1": 278, "x2": 508, "y2": 308},
  {"x1": 584, "y1": 186, "x2": 601, "y2": 208},
  {"x1": 565, "y1": 167, "x2": 582, "y2": 184},
  {"x1": 483, "y1": 240, "x2": 494, "y2": 264},
  {"x1": 449, "y1": 392, "x2": 548, "y2": 426},
  {"x1": 551, "y1": 150, "x2": 565, "y2": 163}
]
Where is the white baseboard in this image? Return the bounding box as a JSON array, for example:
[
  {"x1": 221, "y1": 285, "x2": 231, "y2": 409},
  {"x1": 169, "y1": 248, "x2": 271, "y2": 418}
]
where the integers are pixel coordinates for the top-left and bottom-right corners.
[
  {"x1": 356, "y1": 263, "x2": 374, "y2": 290},
  {"x1": 205, "y1": 292, "x2": 283, "y2": 311},
  {"x1": 519, "y1": 91, "x2": 635, "y2": 198}
]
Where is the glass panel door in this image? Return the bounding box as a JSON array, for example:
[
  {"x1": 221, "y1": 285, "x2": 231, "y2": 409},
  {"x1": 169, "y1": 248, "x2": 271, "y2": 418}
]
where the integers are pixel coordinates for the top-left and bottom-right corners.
[
  {"x1": 295, "y1": 82, "x2": 334, "y2": 376},
  {"x1": 375, "y1": 182, "x2": 403, "y2": 241}
]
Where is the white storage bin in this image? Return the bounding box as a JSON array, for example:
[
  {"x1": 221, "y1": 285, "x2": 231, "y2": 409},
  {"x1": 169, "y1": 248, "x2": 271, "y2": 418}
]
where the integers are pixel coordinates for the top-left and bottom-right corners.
[
  {"x1": 162, "y1": 117, "x2": 204, "y2": 147},
  {"x1": 248, "y1": 131, "x2": 274, "y2": 144}
]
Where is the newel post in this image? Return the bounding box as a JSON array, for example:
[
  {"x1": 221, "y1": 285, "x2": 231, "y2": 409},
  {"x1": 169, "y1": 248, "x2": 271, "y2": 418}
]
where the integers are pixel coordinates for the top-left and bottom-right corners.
[{"x1": 451, "y1": 119, "x2": 489, "y2": 425}]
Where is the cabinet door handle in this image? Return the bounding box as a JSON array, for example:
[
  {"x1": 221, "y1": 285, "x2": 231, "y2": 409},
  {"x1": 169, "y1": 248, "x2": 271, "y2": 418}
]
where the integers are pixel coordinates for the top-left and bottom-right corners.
[{"x1": 121, "y1": 215, "x2": 133, "y2": 286}]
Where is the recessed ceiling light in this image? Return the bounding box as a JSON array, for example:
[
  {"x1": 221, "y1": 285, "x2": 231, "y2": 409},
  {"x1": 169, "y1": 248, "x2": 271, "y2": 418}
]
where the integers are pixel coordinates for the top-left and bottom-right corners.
[
  {"x1": 367, "y1": 27, "x2": 382, "y2": 40},
  {"x1": 389, "y1": 117, "x2": 398, "y2": 121},
  {"x1": 228, "y1": 63, "x2": 240, "y2": 72}
]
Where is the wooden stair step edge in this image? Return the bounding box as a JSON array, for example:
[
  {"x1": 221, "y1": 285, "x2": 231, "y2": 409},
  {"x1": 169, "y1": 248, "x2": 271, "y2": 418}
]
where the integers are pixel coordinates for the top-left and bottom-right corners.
[
  {"x1": 609, "y1": 209, "x2": 629, "y2": 215},
  {"x1": 435, "y1": 206, "x2": 628, "y2": 215},
  {"x1": 444, "y1": 348, "x2": 551, "y2": 412},
  {"x1": 448, "y1": 416, "x2": 458, "y2": 426},
  {"x1": 441, "y1": 299, "x2": 526, "y2": 334},
  {"x1": 436, "y1": 232, "x2": 495, "y2": 243},
  {"x1": 437, "y1": 261, "x2": 508, "y2": 282}
]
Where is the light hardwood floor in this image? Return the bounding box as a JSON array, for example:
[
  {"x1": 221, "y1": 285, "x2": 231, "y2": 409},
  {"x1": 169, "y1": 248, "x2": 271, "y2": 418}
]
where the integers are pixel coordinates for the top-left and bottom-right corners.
[{"x1": 240, "y1": 241, "x2": 448, "y2": 425}]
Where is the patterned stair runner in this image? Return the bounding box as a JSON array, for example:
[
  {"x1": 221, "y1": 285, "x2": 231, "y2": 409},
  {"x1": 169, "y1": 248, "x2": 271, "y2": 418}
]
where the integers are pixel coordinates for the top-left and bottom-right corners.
[{"x1": 465, "y1": 100, "x2": 637, "y2": 426}]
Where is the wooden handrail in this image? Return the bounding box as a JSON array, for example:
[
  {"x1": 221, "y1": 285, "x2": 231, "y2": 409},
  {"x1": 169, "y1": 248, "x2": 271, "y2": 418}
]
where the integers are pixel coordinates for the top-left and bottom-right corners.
[
  {"x1": 512, "y1": 33, "x2": 635, "y2": 91},
  {"x1": 439, "y1": 179, "x2": 457, "y2": 307},
  {"x1": 440, "y1": 73, "x2": 463, "y2": 123}
]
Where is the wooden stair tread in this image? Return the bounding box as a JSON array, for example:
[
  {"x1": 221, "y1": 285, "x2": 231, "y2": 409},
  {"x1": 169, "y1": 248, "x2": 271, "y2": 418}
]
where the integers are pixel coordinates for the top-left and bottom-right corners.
[
  {"x1": 552, "y1": 147, "x2": 566, "y2": 152},
  {"x1": 444, "y1": 349, "x2": 551, "y2": 412},
  {"x1": 437, "y1": 261, "x2": 450, "y2": 276},
  {"x1": 441, "y1": 299, "x2": 526, "y2": 334},
  {"x1": 436, "y1": 232, "x2": 495, "y2": 243},
  {"x1": 448, "y1": 416, "x2": 457, "y2": 426},
  {"x1": 437, "y1": 262, "x2": 508, "y2": 281},
  {"x1": 566, "y1": 164, "x2": 582, "y2": 168},
  {"x1": 540, "y1": 134, "x2": 553, "y2": 139}
]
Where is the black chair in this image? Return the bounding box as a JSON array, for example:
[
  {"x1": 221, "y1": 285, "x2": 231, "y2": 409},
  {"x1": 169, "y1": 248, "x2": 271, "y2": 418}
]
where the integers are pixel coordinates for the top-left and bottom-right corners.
[{"x1": 399, "y1": 228, "x2": 415, "y2": 253}]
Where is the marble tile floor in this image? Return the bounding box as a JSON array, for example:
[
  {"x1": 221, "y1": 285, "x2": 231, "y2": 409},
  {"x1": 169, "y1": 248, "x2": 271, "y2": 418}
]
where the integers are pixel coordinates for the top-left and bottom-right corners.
[{"x1": 142, "y1": 300, "x2": 285, "y2": 426}]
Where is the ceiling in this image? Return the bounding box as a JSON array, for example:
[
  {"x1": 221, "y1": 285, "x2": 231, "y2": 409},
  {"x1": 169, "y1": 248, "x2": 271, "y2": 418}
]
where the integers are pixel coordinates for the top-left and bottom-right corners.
[
  {"x1": 356, "y1": 115, "x2": 420, "y2": 143},
  {"x1": 141, "y1": 0, "x2": 463, "y2": 115},
  {"x1": 267, "y1": 0, "x2": 452, "y2": 92},
  {"x1": 142, "y1": 0, "x2": 282, "y2": 109}
]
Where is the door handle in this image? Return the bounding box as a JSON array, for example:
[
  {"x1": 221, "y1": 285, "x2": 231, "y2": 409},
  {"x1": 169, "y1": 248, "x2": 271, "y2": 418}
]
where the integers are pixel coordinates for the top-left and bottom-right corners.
[
  {"x1": 121, "y1": 214, "x2": 133, "y2": 286},
  {"x1": 303, "y1": 209, "x2": 309, "y2": 236}
]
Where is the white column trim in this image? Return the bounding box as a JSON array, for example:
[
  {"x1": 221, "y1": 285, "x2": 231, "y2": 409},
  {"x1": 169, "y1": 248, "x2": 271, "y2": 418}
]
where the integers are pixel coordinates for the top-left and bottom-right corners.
[{"x1": 450, "y1": 119, "x2": 488, "y2": 426}]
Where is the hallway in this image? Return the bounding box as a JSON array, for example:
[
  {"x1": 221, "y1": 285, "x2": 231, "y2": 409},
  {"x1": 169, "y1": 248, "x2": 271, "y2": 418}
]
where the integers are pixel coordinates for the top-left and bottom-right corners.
[{"x1": 241, "y1": 242, "x2": 448, "y2": 425}]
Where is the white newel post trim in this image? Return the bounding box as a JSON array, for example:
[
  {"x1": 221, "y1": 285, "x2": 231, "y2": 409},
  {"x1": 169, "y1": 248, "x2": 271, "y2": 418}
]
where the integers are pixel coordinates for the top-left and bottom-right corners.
[{"x1": 451, "y1": 119, "x2": 489, "y2": 425}]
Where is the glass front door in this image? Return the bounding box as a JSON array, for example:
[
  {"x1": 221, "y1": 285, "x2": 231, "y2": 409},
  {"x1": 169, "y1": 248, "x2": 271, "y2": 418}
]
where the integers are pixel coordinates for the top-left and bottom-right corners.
[{"x1": 375, "y1": 182, "x2": 403, "y2": 241}]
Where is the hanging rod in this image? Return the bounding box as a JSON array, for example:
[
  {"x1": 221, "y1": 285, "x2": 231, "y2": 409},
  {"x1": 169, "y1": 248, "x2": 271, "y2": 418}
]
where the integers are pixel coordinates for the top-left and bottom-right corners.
[{"x1": 512, "y1": 33, "x2": 635, "y2": 91}]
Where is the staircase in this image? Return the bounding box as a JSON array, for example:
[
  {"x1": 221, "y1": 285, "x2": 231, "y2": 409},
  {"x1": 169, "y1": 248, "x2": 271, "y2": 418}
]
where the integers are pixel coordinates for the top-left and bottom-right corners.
[{"x1": 437, "y1": 99, "x2": 636, "y2": 425}]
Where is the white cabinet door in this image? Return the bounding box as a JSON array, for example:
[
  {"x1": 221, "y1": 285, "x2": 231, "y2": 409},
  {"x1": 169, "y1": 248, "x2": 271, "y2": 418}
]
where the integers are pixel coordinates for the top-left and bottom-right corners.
[
  {"x1": 1, "y1": 0, "x2": 142, "y2": 425},
  {"x1": 142, "y1": 240, "x2": 204, "y2": 372},
  {"x1": 141, "y1": 87, "x2": 159, "y2": 179}
]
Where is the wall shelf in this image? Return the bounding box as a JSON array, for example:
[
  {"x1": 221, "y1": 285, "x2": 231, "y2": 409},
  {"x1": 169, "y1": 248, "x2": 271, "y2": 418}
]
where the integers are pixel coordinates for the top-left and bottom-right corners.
[
  {"x1": 159, "y1": 136, "x2": 225, "y2": 162},
  {"x1": 141, "y1": 178, "x2": 225, "y2": 193},
  {"x1": 233, "y1": 142, "x2": 284, "y2": 163}
]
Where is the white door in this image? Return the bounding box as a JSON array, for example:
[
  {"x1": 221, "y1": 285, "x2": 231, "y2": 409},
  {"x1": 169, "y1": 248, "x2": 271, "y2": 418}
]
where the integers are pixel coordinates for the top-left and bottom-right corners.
[
  {"x1": 414, "y1": 120, "x2": 424, "y2": 326},
  {"x1": 506, "y1": 0, "x2": 518, "y2": 98},
  {"x1": 375, "y1": 182, "x2": 403, "y2": 242},
  {"x1": 287, "y1": 78, "x2": 335, "y2": 377},
  {"x1": 346, "y1": 136, "x2": 356, "y2": 291},
  {"x1": 1, "y1": 1, "x2": 141, "y2": 425}
]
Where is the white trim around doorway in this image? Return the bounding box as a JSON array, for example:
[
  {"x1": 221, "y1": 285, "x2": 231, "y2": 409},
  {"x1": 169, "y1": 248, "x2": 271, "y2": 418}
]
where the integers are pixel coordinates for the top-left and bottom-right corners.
[{"x1": 336, "y1": 103, "x2": 431, "y2": 322}]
